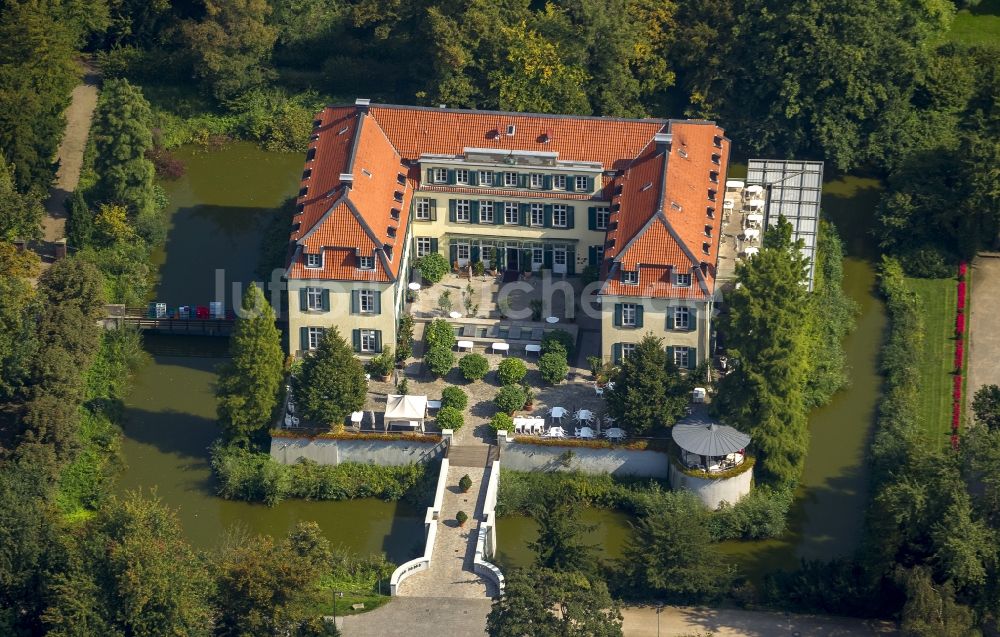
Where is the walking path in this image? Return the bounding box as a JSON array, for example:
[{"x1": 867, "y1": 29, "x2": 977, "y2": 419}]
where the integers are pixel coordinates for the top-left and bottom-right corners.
[
  {"x1": 39, "y1": 60, "x2": 100, "y2": 259},
  {"x1": 620, "y1": 605, "x2": 896, "y2": 636},
  {"x1": 967, "y1": 255, "x2": 1000, "y2": 423},
  {"x1": 395, "y1": 451, "x2": 497, "y2": 599}
]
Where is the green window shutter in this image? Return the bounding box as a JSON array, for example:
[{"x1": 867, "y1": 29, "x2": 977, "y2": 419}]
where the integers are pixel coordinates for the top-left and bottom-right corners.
[
  {"x1": 688, "y1": 347, "x2": 697, "y2": 370},
  {"x1": 373, "y1": 291, "x2": 381, "y2": 315},
  {"x1": 566, "y1": 176, "x2": 575, "y2": 192},
  {"x1": 448, "y1": 199, "x2": 457, "y2": 222},
  {"x1": 449, "y1": 243, "x2": 457, "y2": 265},
  {"x1": 667, "y1": 308, "x2": 675, "y2": 330},
  {"x1": 299, "y1": 287, "x2": 308, "y2": 311},
  {"x1": 588, "y1": 207, "x2": 597, "y2": 230},
  {"x1": 635, "y1": 304, "x2": 644, "y2": 328},
  {"x1": 667, "y1": 346, "x2": 675, "y2": 365},
  {"x1": 321, "y1": 289, "x2": 330, "y2": 312},
  {"x1": 430, "y1": 238, "x2": 439, "y2": 253},
  {"x1": 517, "y1": 174, "x2": 527, "y2": 188},
  {"x1": 495, "y1": 172, "x2": 503, "y2": 187},
  {"x1": 613, "y1": 343, "x2": 622, "y2": 366},
  {"x1": 519, "y1": 203, "x2": 529, "y2": 226},
  {"x1": 469, "y1": 171, "x2": 478, "y2": 186},
  {"x1": 688, "y1": 307, "x2": 697, "y2": 331},
  {"x1": 543, "y1": 246, "x2": 553, "y2": 269},
  {"x1": 589, "y1": 246, "x2": 597, "y2": 266},
  {"x1": 447, "y1": 169, "x2": 456, "y2": 185},
  {"x1": 430, "y1": 199, "x2": 437, "y2": 221},
  {"x1": 495, "y1": 203, "x2": 504, "y2": 225},
  {"x1": 350, "y1": 290, "x2": 359, "y2": 314},
  {"x1": 471, "y1": 245, "x2": 480, "y2": 262},
  {"x1": 425, "y1": 168, "x2": 434, "y2": 183},
  {"x1": 567, "y1": 206, "x2": 575, "y2": 228},
  {"x1": 471, "y1": 200, "x2": 479, "y2": 224},
  {"x1": 352, "y1": 329, "x2": 361, "y2": 352},
  {"x1": 613, "y1": 303, "x2": 622, "y2": 327},
  {"x1": 543, "y1": 175, "x2": 552, "y2": 189},
  {"x1": 375, "y1": 330, "x2": 383, "y2": 353},
  {"x1": 543, "y1": 205, "x2": 553, "y2": 228},
  {"x1": 585, "y1": 176, "x2": 593, "y2": 192},
  {"x1": 300, "y1": 327, "x2": 309, "y2": 352},
  {"x1": 567, "y1": 247, "x2": 575, "y2": 275}
]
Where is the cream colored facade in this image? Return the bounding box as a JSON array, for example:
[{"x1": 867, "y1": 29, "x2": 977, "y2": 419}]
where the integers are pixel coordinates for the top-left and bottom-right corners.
[{"x1": 600, "y1": 296, "x2": 712, "y2": 369}]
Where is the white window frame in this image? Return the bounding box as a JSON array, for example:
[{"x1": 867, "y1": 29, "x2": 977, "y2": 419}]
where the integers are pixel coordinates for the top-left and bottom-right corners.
[
  {"x1": 621, "y1": 343, "x2": 636, "y2": 359},
  {"x1": 531, "y1": 247, "x2": 543, "y2": 270},
  {"x1": 503, "y1": 172, "x2": 518, "y2": 187},
  {"x1": 553, "y1": 248, "x2": 567, "y2": 272},
  {"x1": 456, "y1": 199, "x2": 471, "y2": 222},
  {"x1": 595, "y1": 246, "x2": 604, "y2": 263},
  {"x1": 595, "y1": 207, "x2": 610, "y2": 230},
  {"x1": 305, "y1": 253, "x2": 322, "y2": 269},
  {"x1": 416, "y1": 237, "x2": 432, "y2": 257},
  {"x1": 360, "y1": 329, "x2": 377, "y2": 353},
  {"x1": 358, "y1": 255, "x2": 375, "y2": 270},
  {"x1": 481, "y1": 244, "x2": 493, "y2": 265},
  {"x1": 457, "y1": 243, "x2": 470, "y2": 262},
  {"x1": 553, "y1": 205, "x2": 567, "y2": 228},
  {"x1": 553, "y1": 174, "x2": 567, "y2": 190},
  {"x1": 675, "y1": 272, "x2": 692, "y2": 287},
  {"x1": 674, "y1": 306, "x2": 690, "y2": 330},
  {"x1": 673, "y1": 346, "x2": 690, "y2": 368},
  {"x1": 622, "y1": 270, "x2": 638, "y2": 285},
  {"x1": 306, "y1": 287, "x2": 323, "y2": 311},
  {"x1": 359, "y1": 289, "x2": 375, "y2": 313},
  {"x1": 575, "y1": 176, "x2": 588, "y2": 191},
  {"x1": 478, "y1": 171, "x2": 493, "y2": 186},
  {"x1": 307, "y1": 327, "x2": 325, "y2": 350},
  {"x1": 479, "y1": 201, "x2": 494, "y2": 223},
  {"x1": 530, "y1": 203, "x2": 544, "y2": 226},
  {"x1": 415, "y1": 198, "x2": 431, "y2": 220},
  {"x1": 433, "y1": 168, "x2": 447, "y2": 184},
  {"x1": 504, "y1": 202, "x2": 519, "y2": 224},
  {"x1": 456, "y1": 169, "x2": 470, "y2": 185},
  {"x1": 622, "y1": 303, "x2": 637, "y2": 327},
  {"x1": 529, "y1": 173, "x2": 543, "y2": 189}
]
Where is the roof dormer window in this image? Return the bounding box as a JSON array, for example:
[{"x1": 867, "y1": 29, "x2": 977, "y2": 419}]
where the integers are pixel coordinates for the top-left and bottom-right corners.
[
  {"x1": 622, "y1": 270, "x2": 638, "y2": 285},
  {"x1": 674, "y1": 272, "x2": 692, "y2": 287},
  {"x1": 709, "y1": 171, "x2": 719, "y2": 183},
  {"x1": 305, "y1": 253, "x2": 322, "y2": 269},
  {"x1": 713, "y1": 136, "x2": 723, "y2": 148},
  {"x1": 707, "y1": 206, "x2": 715, "y2": 218},
  {"x1": 358, "y1": 255, "x2": 375, "y2": 270}
]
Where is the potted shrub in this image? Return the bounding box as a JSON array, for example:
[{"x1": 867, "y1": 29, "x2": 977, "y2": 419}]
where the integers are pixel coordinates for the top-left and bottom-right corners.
[
  {"x1": 366, "y1": 348, "x2": 394, "y2": 381},
  {"x1": 538, "y1": 351, "x2": 569, "y2": 385},
  {"x1": 425, "y1": 344, "x2": 455, "y2": 378},
  {"x1": 414, "y1": 252, "x2": 448, "y2": 285},
  {"x1": 494, "y1": 385, "x2": 527, "y2": 415},
  {"x1": 459, "y1": 474, "x2": 473, "y2": 492},
  {"x1": 522, "y1": 385, "x2": 535, "y2": 410},
  {"x1": 459, "y1": 353, "x2": 489, "y2": 381},
  {"x1": 456, "y1": 510, "x2": 469, "y2": 527},
  {"x1": 472, "y1": 261, "x2": 485, "y2": 277}
]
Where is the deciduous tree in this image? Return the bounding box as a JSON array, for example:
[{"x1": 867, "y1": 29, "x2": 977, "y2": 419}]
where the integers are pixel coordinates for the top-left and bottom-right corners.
[{"x1": 0, "y1": 153, "x2": 44, "y2": 241}]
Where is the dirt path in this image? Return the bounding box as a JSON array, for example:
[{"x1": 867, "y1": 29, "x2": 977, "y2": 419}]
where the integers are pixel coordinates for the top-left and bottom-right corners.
[
  {"x1": 620, "y1": 605, "x2": 896, "y2": 636},
  {"x1": 40, "y1": 59, "x2": 100, "y2": 255},
  {"x1": 967, "y1": 255, "x2": 1000, "y2": 422}
]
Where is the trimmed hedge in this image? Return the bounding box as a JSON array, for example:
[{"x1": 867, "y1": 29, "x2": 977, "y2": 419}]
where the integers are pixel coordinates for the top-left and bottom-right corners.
[
  {"x1": 459, "y1": 353, "x2": 490, "y2": 381},
  {"x1": 436, "y1": 406, "x2": 464, "y2": 431},
  {"x1": 441, "y1": 386, "x2": 468, "y2": 411},
  {"x1": 497, "y1": 358, "x2": 527, "y2": 385},
  {"x1": 211, "y1": 444, "x2": 437, "y2": 506}
]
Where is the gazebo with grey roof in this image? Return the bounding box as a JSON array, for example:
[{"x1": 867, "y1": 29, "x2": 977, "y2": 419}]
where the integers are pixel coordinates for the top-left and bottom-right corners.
[{"x1": 672, "y1": 414, "x2": 750, "y2": 472}]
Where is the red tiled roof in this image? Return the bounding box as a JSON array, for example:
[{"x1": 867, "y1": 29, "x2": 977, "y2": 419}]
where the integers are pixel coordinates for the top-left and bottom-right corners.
[{"x1": 287, "y1": 103, "x2": 729, "y2": 294}]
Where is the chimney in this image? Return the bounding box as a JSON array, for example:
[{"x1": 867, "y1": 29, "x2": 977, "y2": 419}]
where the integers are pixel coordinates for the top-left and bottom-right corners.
[
  {"x1": 355, "y1": 98, "x2": 371, "y2": 112},
  {"x1": 339, "y1": 173, "x2": 354, "y2": 189},
  {"x1": 654, "y1": 132, "x2": 672, "y2": 153}
]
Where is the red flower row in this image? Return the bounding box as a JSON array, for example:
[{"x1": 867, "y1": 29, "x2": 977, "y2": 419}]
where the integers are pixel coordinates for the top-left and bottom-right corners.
[{"x1": 951, "y1": 262, "x2": 969, "y2": 450}]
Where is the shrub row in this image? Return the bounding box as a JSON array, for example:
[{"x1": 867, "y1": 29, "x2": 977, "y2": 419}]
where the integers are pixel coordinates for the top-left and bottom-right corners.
[
  {"x1": 951, "y1": 262, "x2": 968, "y2": 447},
  {"x1": 211, "y1": 445, "x2": 437, "y2": 507}
]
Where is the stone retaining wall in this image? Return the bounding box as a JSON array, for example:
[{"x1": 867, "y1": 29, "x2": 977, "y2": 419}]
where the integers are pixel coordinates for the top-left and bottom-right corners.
[
  {"x1": 668, "y1": 461, "x2": 753, "y2": 508},
  {"x1": 270, "y1": 436, "x2": 445, "y2": 466},
  {"x1": 473, "y1": 460, "x2": 504, "y2": 594},
  {"x1": 390, "y1": 456, "x2": 451, "y2": 595},
  {"x1": 496, "y1": 432, "x2": 669, "y2": 478}
]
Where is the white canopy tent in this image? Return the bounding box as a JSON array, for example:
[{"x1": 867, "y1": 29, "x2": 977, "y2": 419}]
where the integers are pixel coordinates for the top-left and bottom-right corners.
[{"x1": 384, "y1": 394, "x2": 427, "y2": 432}]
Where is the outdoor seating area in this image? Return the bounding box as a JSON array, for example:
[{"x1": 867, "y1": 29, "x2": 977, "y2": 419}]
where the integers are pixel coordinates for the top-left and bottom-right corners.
[
  {"x1": 512, "y1": 403, "x2": 629, "y2": 442},
  {"x1": 672, "y1": 414, "x2": 751, "y2": 474}
]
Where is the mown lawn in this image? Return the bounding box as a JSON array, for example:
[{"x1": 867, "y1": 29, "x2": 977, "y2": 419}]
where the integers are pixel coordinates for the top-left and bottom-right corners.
[
  {"x1": 946, "y1": 0, "x2": 1000, "y2": 47},
  {"x1": 907, "y1": 277, "x2": 957, "y2": 451}
]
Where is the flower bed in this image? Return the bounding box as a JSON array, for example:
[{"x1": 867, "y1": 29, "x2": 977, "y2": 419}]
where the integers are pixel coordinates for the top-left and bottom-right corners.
[
  {"x1": 509, "y1": 435, "x2": 671, "y2": 452},
  {"x1": 271, "y1": 429, "x2": 442, "y2": 444},
  {"x1": 951, "y1": 261, "x2": 969, "y2": 449},
  {"x1": 668, "y1": 452, "x2": 756, "y2": 480}
]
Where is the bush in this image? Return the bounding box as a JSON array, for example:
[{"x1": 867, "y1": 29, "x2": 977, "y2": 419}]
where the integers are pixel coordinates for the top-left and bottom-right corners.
[
  {"x1": 396, "y1": 314, "x2": 414, "y2": 362},
  {"x1": 424, "y1": 344, "x2": 455, "y2": 377},
  {"x1": 459, "y1": 474, "x2": 473, "y2": 492},
  {"x1": 538, "y1": 351, "x2": 569, "y2": 385},
  {"x1": 456, "y1": 510, "x2": 469, "y2": 526},
  {"x1": 415, "y1": 252, "x2": 449, "y2": 284},
  {"x1": 437, "y1": 406, "x2": 464, "y2": 431},
  {"x1": 366, "y1": 348, "x2": 394, "y2": 377},
  {"x1": 494, "y1": 385, "x2": 527, "y2": 414},
  {"x1": 708, "y1": 486, "x2": 794, "y2": 540},
  {"x1": 542, "y1": 329, "x2": 575, "y2": 359},
  {"x1": 497, "y1": 358, "x2": 527, "y2": 386},
  {"x1": 459, "y1": 353, "x2": 490, "y2": 381},
  {"x1": 490, "y1": 412, "x2": 514, "y2": 433},
  {"x1": 441, "y1": 386, "x2": 468, "y2": 411},
  {"x1": 145, "y1": 146, "x2": 186, "y2": 180},
  {"x1": 424, "y1": 318, "x2": 456, "y2": 350}
]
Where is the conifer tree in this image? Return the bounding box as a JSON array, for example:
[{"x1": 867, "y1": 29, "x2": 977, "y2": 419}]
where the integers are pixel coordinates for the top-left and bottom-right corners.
[
  {"x1": 295, "y1": 328, "x2": 366, "y2": 428},
  {"x1": 92, "y1": 78, "x2": 156, "y2": 219}
]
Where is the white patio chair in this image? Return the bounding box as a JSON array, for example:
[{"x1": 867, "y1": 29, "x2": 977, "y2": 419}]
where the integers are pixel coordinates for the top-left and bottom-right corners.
[
  {"x1": 574, "y1": 427, "x2": 582, "y2": 438},
  {"x1": 594, "y1": 384, "x2": 604, "y2": 396}
]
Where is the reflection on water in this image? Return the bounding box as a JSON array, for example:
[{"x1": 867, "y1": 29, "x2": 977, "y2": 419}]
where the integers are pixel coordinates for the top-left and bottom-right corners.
[{"x1": 495, "y1": 509, "x2": 632, "y2": 569}]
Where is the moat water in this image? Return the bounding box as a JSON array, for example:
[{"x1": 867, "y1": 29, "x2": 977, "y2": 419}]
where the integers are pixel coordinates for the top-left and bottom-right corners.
[{"x1": 120, "y1": 144, "x2": 886, "y2": 575}]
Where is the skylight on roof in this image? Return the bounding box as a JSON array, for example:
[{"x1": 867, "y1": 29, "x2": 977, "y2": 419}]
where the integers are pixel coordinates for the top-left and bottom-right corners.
[{"x1": 641, "y1": 182, "x2": 653, "y2": 192}]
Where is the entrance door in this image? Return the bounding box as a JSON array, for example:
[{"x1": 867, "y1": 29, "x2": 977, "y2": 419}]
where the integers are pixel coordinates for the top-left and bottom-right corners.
[
  {"x1": 553, "y1": 247, "x2": 567, "y2": 274},
  {"x1": 505, "y1": 247, "x2": 519, "y2": 271}
]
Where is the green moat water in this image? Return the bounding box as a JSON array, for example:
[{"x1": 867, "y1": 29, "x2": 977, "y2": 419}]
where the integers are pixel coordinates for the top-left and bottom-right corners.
[{"x1": 120, "y1": 144, "x2": 886, "y2": 575}]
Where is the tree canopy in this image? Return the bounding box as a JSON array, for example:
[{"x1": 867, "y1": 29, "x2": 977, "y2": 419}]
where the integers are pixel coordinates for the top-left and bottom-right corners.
[
  {"x1": 606, "y1": 334, "x2": 690, "y2": 435},
  {"x1": 295, "y1": 328, "x2": 366, "y2": 428}
]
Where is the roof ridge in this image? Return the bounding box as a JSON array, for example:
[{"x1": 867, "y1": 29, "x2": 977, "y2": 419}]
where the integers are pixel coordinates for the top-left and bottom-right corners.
[
  {"x1": 355, "y1": 102, "x2": 674, "y2": 126},
  {"x1": 344, "y1": 111, "x2": 365, "y2": 175}
]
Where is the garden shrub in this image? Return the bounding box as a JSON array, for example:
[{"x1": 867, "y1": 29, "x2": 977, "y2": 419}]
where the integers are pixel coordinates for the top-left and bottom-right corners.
[
  {"x1": 415, "y1": 252, "x2": 448, "y2": 284},
  {"x1": 490, "y1": 412, "x2": 514, "y2": 433},
  {"x1": 424, "y1": 344, "x2": 454, "y2": 377},
  {"x1": 497, "y1": 358, "x2": 527, "y2": 386},
  {"x1": 459, "y1": 474, "x2": 473, "y2": 492},
  {"x1": 538, "y1": 351, "x2": 569, "y2": 384},
  {"x1": 494, "y1": 385, "x2": 527, "y2": 414},
  {"x1": 708, "y1": 486, "x2": 793, "y2": 540},
  {"x1": 441, "y1": 386, "x2": 468, "y2": 411},
  {"x1": 541, "y1": 329, "x2": 575, "y2": 359},
  {"x1": 424, "y1": 319, "x2": 456, "y2": 350},
  {"x1": 436, "y1": 406, "x2": 464, "y2": 431},
  {"x1": 459, "y1": 353, "x2": 489, "y2": 381}
]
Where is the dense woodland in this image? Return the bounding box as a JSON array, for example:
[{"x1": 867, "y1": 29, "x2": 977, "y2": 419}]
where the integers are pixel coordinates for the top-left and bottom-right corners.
[{"x1": 0, "y1": 0, "x2": 998, "y2": 634}]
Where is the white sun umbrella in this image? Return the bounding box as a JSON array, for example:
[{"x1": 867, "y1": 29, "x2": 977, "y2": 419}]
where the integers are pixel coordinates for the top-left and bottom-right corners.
[{"x1": 672, "y1": 415, "x2": 750, "y2": 457}]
